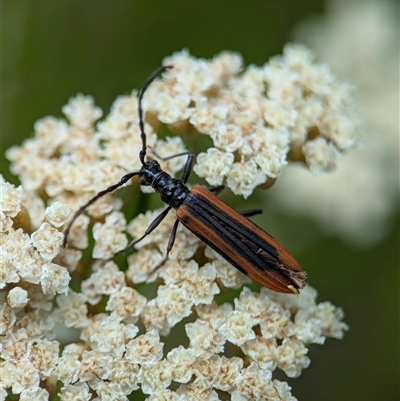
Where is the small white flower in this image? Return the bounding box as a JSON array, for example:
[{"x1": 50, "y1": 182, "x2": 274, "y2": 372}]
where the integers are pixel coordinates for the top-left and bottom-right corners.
[
  {"x1": 59, "y1": 382, "x2": 91, "y2": 401},
  {"x1": 92, "y1": 211, "x2": 128, "y2": 260},
  {"x1": 219, "y1": 311, "x2": 257, "y2": 346},
  {"x1": 0, "y1": 304, "x2": 16, "y2": 334},
  {"x1": 303, "y1": 136, "x2": 341, "y2": 175},
  {"x1": 62, "y1": 93, "x2": 103, "y2": 129},
  {"x1": 226, "y1": 158, "x2": 267, "y2": 198},
  {"x1": 1, "y1": 179, "x2": 23, "y2": 218},
  {"x1": 40, "y1": 263, "x2": 70, "y2": 295},
  {"x1": 45, "y1": 201, "x2": 71, "y2": 228},
  {"x1": 194, "y1": 148, "x2": 234, "y2": 187},
  {"x1": 31, "y1": 222, "x2": 64, "y2": 261},
  {"x1": 186, "y1": 319, "x2": 225, "y2": 357},
  {"x1": 7, "y1": 287, "x2": 29, "y2": 309},
  {"x1": 210, "y1": 123, "x2": 244, "y2": 153},
  {"x1": 125, "y1": 330, "x2": 164, "y2": 367}
]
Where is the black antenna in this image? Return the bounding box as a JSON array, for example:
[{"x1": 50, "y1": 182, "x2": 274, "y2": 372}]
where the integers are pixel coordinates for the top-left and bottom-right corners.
[
  {"x1": 62, "y1": 65, "x2": 172, "y2": 247},
  {"x1": 138, "y1": 65, "x2": 173, "y2": 165}
]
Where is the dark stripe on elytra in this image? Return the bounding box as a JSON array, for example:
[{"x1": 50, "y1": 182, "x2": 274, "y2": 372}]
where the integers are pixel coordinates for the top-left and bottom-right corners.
[{"x1": 180, "y1": 191, "x2": 282, "y2": 274}]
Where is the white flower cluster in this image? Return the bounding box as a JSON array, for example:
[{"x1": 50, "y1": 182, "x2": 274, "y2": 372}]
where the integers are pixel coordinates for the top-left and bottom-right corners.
[
  {"x1": 1, "y1": 179, "x2": 70, "y2": 297},
  {"x1": 270, "y1": 0, "x2": 398, "y2": 246},
  {"x1": 1, "y1": 174, "x2": 348, "y2": 400},
  {"x1": 1, "y1": 177, "x2": 71, "y2": 400},
  {"x1": 2, "y1": 47, "x2": 353, "y2": 400},
  {"x1": 142, "y1": 45, "x2": 362, "y2": 197}
]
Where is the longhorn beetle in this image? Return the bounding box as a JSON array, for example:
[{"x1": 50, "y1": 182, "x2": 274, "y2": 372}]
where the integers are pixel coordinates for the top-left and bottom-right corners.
[{"x1": 63, "y1": 66, "x2": 307, "y2": 294}]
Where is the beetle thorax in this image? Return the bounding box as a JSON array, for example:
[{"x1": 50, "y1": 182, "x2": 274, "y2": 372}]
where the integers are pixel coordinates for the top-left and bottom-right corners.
[{"x1": 139, "y1": 160, "x2": 190, "y2": 208}]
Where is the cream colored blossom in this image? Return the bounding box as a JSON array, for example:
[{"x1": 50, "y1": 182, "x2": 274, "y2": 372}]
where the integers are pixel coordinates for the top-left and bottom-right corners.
[
  {"x1": 0, "y1": 257, "x2": 19, "y2": 289},
  {"x1": 25, "y1": 285, "x2": 53, "y2": 312},
  {"x1": 0, "y1": 304, "x2": 16, "y2": 334},
  {"x1": 106, "y1": 286, "x2": 147, "y2": 323},
  {"x1": 6, "y1": 147, "x2": 48, "y2": 191},
  {"x1": 193, "y1": 148, "x2": 234, "y2": 187},
  {"x1": 126, "y1": 247, "x2": 164, "y2": 283},
  {"x1": 141, "y1": 298, "x2": 171, "y2": 336},
  {"x1": 210, "y1": 123, "x2": 244, "y2": 153},
  {"x1": 40, "y1": 262, "x2": 70, "y2": 295},
  {"x1": 109, "y1": 93, "x2": 138, "y2": 122},
  {"x1": 232, "y1": 362, "x2": 272, "y2": 400},
  {"x1": 181, "y1": 262, "x2": 220, "y2": 305},
  {"x1": 87, "y1": 315, "x2": 138, "y2": 357},
  {"x1": 14, "y1": 309, "x2": 55, "y2": 340},
  {"x1": 1, "y1": 177, "x2": 23, "y2": 217},
  {"x1": 45, "y1": 201, "x2": 71, "y2": 228},
  {"x1": 155, "y1": 283, "x2": 194, "y2": 326},
  {"x1": 31, "y1": 222, "x2": 64, "y2": 261},
  {"x1": 59, "y1": 382, "x2": 91, "y2": 401},
  {"x1": 234, "y1": 286, "x2": 272, "y2": 321},
  {"x1": 1, "y1": 210, "x2": 12, "y2": 232},
  {"x1": 7, "y1": 287, "x2": 29, "y2": 308},
  {"x1": 266, "y1": 379, "x2": 296, "y2": 401},
  {"x1": 176, "y1": 376, "x2": 220, "y2": 401},
  {"x1": 158, "y1": 258, "x2": 192, "y2": 286},
  {"x1": 1, "y1": 227, "x2": 35, "y2": 285},
  {"x1": 19, "y1": 387, "x2": 49, "y2": 401},
  {"x1": 277, "y1": 338, "x2": 310, "y2": 378},
  {"x1": 56, "y1": 344, "x2": 84, "y2": 385},
  {"x1": 55, "y1": 290, "x2": 89, "y2": 328},
  {"x1": 195, "y1": 301, "x2": 233, "y2": 329},
  {"x1": 125, "y1": 330, "x2": 164, "y2": 367},
  {"x1": 92, "y1": 211, "x2": 128, "y2": 259},
  {"x1": 241, "y1": 337, "x2": 278, "y2": 371},
  {"x1": 226, "y1": 158, "x2": 267, "y2": 198},
  {"x1": 189, "y1": 101, "x2": 229, "y2": 134},
  {"x1": 218, "y1": 310, "x2": 257, "y2": 346},
  {"x1": 55, "y1": 248, "x2": 82, "y2": 272},
  {"x1": 81, "y1": 261, "x2": 125, "y2": 304},
  {"x1": 92, "y1": 380, "x2": 129, "y2": 401},
  {"x1": 33, "y1": 116, "x2": 69, "y2": 157},
  {"x1": 152, "y1": 136, "x2": 188, "y2": 173},
  {"x1": 210, "y1": 355, "x2": 244, "y2": 392},
  {"x1": 185, "y1": 319, "x2": 225, "y2": 358},
  {"x1": 108, "y1": 358, "x2": 141, "y2": 394},
  {"x1": 79, "y1": 350, "x2": 113, "y2": 382},
  {"x1": 14, "y1": 248, "x2": 44, "y2": 285},
  {"x1": 62, "y1": 93, "x2": 103, "y2": 129},
  {"x1": 303, "y1": 136, "x2": 341, "y2": 175},
  {"x1": 191, "y1": 356, "x2": 221, "y2": 387},
  {"x1": 147, "y1": 389, "x2": 183, "y2": 401},
  {"x1": 1, "y1": 327, "x2": 30, "y2": 360},
  {"x1": 294, "y1": 301, "x2": 348, "y2": 344},
  {"x1": 141, "y1": 359, "x2": 173, "y2": 395},
  {"x1": 2, "y1": 358, "x2": 40, "y2": 394},
  {"x1": 259, "y1": 303, "x2": 292, "y2": 340},
  {"x1": 30, "y1": 338, "x2": 59, "y2": 378},
  {"x1": 255, "y1": 150, "x2": 288, "y2": 179},
  {"x1": 167, "y1": 346, "x2": 197, "y2": 383}
]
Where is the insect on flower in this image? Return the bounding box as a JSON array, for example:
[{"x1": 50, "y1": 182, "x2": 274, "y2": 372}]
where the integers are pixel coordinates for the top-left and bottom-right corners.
[{"x1": 63, "y1": 66, "x2": 307, "y2": 294}]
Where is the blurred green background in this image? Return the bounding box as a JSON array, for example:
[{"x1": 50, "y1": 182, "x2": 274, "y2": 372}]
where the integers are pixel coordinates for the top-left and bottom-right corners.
[{"x1": 2, "y1": 1, "x2": 399, "y2": 400}]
